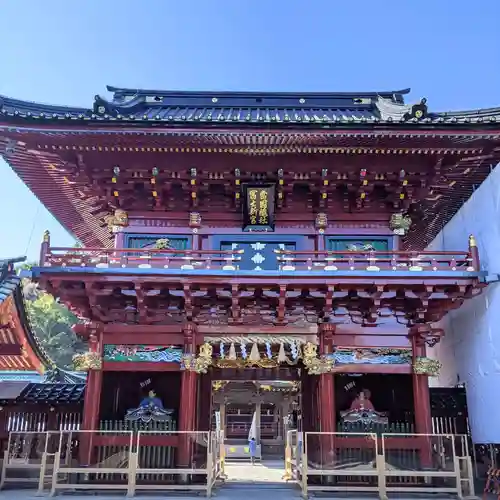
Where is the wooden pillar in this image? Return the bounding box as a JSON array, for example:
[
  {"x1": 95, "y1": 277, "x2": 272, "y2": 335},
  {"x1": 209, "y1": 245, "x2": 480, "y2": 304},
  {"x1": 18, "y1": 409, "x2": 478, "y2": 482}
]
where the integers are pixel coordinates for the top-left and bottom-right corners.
[
  {"x1": 219, "y1": 402, "x2": 226, "y2": 433},
  {"x1": 80, "y1": 332, "x2": 103, "y2": 465},
  {"x1": 410, "y1": 335, "x2": 432, "y2": 434},
  {"x1": 255, "y1": 401, "x2": 262, "y2": 445},
  {"x1": 410, "y1": 330, "x2": 433, "y2": 467},
  {"x1": 178, "y1": 322, "x2": 198, "y2": 467},
  {"x1": 114, "y1": 231, "x2": 126, "y2": 249},
  {"x1": 197, "y1": 372, "x2": 212, "y2": 432},
  {"x1": 318, "y1": 374, "x2": 335, "y2": 433},
  {"x1": 318, "y1": 323, "x2": 336, "y2": 465},
  {"x1": 81, "y1": 334, "x2": 103, "y2": 431}
]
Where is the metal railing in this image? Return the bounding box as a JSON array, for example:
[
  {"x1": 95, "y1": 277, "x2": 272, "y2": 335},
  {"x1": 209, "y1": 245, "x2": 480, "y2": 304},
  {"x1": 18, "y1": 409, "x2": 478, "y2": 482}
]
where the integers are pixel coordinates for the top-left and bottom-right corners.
[
  {"x1": 289, "y1": 431, "x2": 474, "y2": 499},
  {"x1": 0, "y1": 430, "x2": 476, "y2": 499}
]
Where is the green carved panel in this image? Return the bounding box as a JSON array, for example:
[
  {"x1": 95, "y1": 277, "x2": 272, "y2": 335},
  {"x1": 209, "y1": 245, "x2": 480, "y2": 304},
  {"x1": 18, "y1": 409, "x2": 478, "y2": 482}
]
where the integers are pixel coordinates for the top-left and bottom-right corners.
[
  {"x1": 326, "y1": 238, "x2": 389, "y2": 252},
  {"x1": 126, "y1": 235, "x2": 189, "y2": 251}
]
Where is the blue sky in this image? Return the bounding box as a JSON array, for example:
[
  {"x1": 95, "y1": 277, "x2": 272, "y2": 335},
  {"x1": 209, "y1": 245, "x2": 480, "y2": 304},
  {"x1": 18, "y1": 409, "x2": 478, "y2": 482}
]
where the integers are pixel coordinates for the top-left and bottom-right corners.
[{"x1": 1, "y1": 0, "x2": 499, "y2": 261}]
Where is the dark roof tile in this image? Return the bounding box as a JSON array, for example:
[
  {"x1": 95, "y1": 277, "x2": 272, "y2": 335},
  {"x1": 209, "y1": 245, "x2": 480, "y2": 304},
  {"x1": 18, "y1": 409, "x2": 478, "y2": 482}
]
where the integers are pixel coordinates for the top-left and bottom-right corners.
[
  {"x1": 1, "y1": 87, "x2": 499, "y2": 126},
  {"x1": 12, "y1": 383, "x2": 85, "y2": 404}
]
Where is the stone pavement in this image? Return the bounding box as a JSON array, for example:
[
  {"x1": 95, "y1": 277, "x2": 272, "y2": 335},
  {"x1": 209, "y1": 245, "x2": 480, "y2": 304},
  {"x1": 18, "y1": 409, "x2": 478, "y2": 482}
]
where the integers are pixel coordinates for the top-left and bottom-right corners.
[
  {"x1": 0, "y1": 489, "x2": 484, "y2": 499},
  {"x1": 225, "y1": 459, "x2": 287, "y2": 482}
]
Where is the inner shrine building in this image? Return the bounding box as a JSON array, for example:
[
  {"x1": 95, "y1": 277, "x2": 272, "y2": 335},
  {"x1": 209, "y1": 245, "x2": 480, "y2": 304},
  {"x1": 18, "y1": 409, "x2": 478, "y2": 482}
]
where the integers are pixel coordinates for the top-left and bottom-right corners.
[{"x1": 1, "y1": 86, "x2": 499, "y2": 450}]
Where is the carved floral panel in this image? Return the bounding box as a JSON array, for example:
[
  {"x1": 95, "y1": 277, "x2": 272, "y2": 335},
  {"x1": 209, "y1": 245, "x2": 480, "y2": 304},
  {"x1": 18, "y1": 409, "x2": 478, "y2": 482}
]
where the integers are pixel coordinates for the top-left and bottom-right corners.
[
  {"x1": 326, "y1": 348, "x2": 411, "y2": 365},
  {"x1": 103, "y1": 345, "x2": 183, "y2": 363}
]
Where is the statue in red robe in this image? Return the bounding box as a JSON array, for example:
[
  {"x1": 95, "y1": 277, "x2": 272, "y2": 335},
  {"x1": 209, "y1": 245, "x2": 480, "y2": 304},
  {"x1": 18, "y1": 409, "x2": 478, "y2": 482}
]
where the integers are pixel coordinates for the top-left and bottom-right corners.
[{"x1": 349, "y1": 389, "x2": 375, "y2": 411}]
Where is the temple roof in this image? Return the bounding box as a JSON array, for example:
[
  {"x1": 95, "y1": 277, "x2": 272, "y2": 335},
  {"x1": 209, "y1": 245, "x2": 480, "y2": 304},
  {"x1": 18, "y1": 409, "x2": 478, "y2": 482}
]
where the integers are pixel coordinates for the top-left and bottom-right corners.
[
  {"x1": 0, "y1": 86, "x2": 499, "y2": 127},
  {"x1": 0, "y1": 258, "x2": 55, "y2": 372},
  {"x1": 1, "y1": 88, "x2": 500, "y2": 250},
  {"x1": 0, "y1": 382, "x2": 85, "y2": 405}
]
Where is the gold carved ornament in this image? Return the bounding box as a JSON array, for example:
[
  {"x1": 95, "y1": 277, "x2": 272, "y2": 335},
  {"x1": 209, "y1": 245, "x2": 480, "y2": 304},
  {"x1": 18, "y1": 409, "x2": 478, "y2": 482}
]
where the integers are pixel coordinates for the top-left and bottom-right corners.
[
  {"x1": 413, "y1": 356, "x2": 441, "y2": 377},
  {"x1": 215, "y1": 358, "x2": 281, "y2": 369},
  {"x1": 73, "y1": 351, "x2": 102, "y2": 371},
  {"x1": 302, "y1": 342, "x2": 335, "y2": 375},
  {"x1": 182, "y1": 343, "x2": 213, "y2": 374},
  {"x1": 389, "y1": 213, "x2": 412, "y2": 236},
  {"x1": 182, "y1": 341, "x2": 333, "y2": 374},
  {"x1": 104, "y1": 209, "x2": 129, "y2": 233}
]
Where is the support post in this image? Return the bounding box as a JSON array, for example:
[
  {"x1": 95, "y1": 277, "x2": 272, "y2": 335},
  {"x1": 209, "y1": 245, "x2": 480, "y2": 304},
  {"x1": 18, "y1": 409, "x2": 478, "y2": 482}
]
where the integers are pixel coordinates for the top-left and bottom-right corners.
[
  {"x1": 178, "y1": 323, "x2": 198, "y2": 469},
  {"x1": 410, "y1": 331, "x2": 433, "y2": 467},
  {"x1": 80, "y1": 332, "x2": 103, "y2": 465},
  {"x1": 410, "y1": 335, "x2": 432, "y2": 435},
  {"x1": 114, "y1": 231, "x2": 125, "y2": 249},
  {"x1": 255, "y1": 400, "x2": 262, "y2": 446},
  {"x1": 318, "y1": 323, "x2": 336, "y2": 466}
]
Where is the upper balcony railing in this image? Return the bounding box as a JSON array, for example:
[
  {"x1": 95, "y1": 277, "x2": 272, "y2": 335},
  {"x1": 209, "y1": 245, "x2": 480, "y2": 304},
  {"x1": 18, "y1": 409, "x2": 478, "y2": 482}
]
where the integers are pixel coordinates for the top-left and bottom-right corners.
[
  {"x1": 41, "y1": 247, "x2": 244, "y2": 271},
  {"x1": 275, "y1": 249, "x2": 476, "y2": 273},
  {"x1": 38, "y1": 235, "x2": 481, "y2": 276}
]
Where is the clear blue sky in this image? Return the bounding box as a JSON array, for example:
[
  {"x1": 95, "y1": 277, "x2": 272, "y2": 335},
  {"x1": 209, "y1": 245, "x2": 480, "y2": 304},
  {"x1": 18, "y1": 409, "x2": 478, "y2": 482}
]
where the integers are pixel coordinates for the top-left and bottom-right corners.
[{"x1": 1, "y1": 0, "x2": 499, "y2": 262}]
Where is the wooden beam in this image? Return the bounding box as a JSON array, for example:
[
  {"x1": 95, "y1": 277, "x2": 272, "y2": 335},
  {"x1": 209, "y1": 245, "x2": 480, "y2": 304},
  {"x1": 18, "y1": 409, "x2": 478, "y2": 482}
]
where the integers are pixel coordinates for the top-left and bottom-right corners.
[
  {"x1": 331, "y1": 363, "x2": 412, "y2": 374},
  {"x1": 102, "y1": 332, "x2": 184, "y2": 345},
  {"x1": 102, "y1": 361, "x2": 181, "y2": 372}
]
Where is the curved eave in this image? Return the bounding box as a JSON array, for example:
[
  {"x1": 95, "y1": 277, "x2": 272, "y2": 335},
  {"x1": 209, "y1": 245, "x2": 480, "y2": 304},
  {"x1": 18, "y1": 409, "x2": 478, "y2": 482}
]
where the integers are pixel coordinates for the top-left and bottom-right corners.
[
  {"x1": 0, "y1": 142, "x2": 113, "y2": 248},
  {"x1": 1, "y1": 109, "x2": 500, "y2": 127},
  {"x1": 0, "y1": 294, "x2": 49, "y2": 373},
  {"x1": 0, "y1": 259, "x2": 56, "y2": 374},
  {"x1": 12, "y1": 285, "x2": 56, "y2": 373},
  {"x1": 1, "y1": 91, "x2": 500, "y2": 127}
]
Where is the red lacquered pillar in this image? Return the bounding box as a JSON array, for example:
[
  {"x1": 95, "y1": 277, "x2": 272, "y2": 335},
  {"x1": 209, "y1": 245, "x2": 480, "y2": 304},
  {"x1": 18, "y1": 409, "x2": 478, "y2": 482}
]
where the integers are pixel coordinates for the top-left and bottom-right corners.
[
  {"x1": 80, "y1": 333, "x2": 103, "y2": 465},
  {"x1": 411, "y1": 333, "x2": 433, "y2": 467},
  {"x1": 177, "y1": 323, "x2": 198, "y2": 467},
  {"x1": 317, "y1": 324, "x2": 336, "y2": 465}
]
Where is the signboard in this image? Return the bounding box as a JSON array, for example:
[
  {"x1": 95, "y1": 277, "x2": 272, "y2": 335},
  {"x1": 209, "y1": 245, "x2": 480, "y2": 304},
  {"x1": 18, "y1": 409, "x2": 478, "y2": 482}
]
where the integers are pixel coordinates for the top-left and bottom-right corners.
[{"x1": 242, "y1": 184, "x2": 275, "y2": 231}]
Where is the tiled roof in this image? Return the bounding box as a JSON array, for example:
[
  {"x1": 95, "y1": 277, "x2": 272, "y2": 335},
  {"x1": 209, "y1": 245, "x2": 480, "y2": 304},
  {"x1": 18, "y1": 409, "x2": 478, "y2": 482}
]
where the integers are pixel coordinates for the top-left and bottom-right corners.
[
  {"x1": 0, "y1": 370, "x2": 44, "y2": 382},
  {"x1": 0, "y1": 258, "x2": 54, "y2": 372},
  {"x1": 0, "y1": 86, "x2": 499, "y2": 127},
  {"x1": 0, "y1": 258, "x2": 24, "y2": 304},
  {"x1": 0, "y1": 382, "x2": 85, "y2": 404}
]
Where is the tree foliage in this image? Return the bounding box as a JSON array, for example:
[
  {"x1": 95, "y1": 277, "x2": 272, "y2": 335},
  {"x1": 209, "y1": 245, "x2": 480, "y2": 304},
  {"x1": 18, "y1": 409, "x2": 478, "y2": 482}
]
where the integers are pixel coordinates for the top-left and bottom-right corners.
[
  {"x1": 24, "y1": 287, "x2": 86, "y2": 369},
  {"x1": 20, "y1": 263, "x2": 85, "y2": 369},
  {"x1": 15, "y1": 261, "x2": 86, "y2": 369}
]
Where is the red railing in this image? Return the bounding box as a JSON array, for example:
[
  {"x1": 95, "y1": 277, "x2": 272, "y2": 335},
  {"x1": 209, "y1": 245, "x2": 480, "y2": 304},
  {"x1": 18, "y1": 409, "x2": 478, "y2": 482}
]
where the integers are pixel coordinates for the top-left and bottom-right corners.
[
  {"x1": 42, "y1": 247, "x2": 243, "y2": 270},
  {"x1": 39, "y1": 239, "x2": 481, "y2": 274},
  {"x1": 275, "y1": 249, "x2": 479, "y2": 272}
]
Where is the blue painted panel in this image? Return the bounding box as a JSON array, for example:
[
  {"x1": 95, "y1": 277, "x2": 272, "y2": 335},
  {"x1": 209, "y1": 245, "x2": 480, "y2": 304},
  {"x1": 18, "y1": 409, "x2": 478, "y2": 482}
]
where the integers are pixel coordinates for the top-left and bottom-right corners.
[
  {"x1": 213, "y1": 234, "x2": 307, "y2": 271},
  {"x1": 221, "y1": 241, "x2": 295, "y2": 271}
]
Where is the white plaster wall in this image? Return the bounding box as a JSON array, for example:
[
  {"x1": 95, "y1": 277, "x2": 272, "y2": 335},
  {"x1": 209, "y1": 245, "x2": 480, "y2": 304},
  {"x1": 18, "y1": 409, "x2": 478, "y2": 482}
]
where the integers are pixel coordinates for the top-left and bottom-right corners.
[{"x1": 426, "y1": 164, "x2": 500, "y2": 443}]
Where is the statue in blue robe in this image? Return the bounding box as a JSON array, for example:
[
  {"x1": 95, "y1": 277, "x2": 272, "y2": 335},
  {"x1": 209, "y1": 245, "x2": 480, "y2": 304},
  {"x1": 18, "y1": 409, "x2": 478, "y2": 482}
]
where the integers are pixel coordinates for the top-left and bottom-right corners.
[
  {"x1": 140, "y1": 390, "x2": 165, "y2": 409},
  {"x1": 125, "y1": 390, "x2": 173, "y2": 424}
]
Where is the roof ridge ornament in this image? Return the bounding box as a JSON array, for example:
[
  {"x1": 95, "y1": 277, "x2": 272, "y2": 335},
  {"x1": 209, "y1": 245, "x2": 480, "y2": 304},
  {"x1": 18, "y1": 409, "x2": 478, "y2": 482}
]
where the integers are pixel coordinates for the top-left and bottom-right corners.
[{"x1": 375, "y1": 95, "x2": 428, "y2": 122}]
